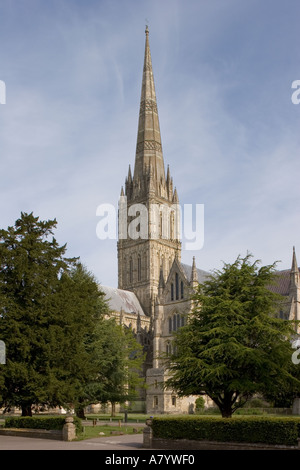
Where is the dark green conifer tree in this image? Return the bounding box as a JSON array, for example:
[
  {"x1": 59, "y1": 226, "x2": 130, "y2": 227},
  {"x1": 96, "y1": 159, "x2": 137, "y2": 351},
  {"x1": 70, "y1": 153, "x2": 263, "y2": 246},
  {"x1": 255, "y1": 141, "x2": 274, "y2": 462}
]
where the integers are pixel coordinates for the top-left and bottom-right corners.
[
  {"x1": 165, "y1": 254, "x2": 300, "y2": 418},
  {"x1": 0, "y1": 213, "x2": 107, "y2": 416}
]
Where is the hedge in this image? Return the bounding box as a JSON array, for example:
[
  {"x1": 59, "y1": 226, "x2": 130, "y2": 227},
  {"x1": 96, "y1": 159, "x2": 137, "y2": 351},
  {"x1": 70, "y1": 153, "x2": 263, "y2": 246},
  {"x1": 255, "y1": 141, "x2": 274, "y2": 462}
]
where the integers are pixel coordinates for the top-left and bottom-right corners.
[
  {"x1": 151, "y1": 416, "x2": 300, "y2": 447},
  {"x1": 4, "y1": 416, "x2": 83, "y2": 435}
]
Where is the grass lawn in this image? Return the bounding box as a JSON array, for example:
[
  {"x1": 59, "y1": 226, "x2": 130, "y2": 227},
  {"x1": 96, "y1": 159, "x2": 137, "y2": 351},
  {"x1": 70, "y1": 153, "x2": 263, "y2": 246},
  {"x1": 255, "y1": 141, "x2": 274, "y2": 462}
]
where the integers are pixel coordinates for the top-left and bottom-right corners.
[{"x1": 76, "y1": 424, "x2": 144, "y2": 441}]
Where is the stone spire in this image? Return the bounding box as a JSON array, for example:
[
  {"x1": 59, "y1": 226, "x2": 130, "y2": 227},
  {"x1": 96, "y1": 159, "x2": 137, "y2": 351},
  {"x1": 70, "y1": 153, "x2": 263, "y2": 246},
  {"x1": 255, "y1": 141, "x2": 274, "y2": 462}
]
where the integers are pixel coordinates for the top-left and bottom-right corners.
[
  {"x1": 290, "y1": 246, "x2": 299, "y2": 288},
  {"x1": 133, "y1": 26, "x2": 165, "y2": 189},
  {"x1": 117, "y1": 27, "x2": 182, "y2": 315},
  {"x1": 191, "y1": 256, "x2": 198, "y2": 288}
]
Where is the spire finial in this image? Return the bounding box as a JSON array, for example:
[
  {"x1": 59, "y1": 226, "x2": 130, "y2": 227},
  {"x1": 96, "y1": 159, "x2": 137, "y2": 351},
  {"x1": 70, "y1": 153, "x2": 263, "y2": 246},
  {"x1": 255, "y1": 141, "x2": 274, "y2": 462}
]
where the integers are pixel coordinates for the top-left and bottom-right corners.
[
  {"x1": 191, "y1": 256, "x2": 198, "y2": 285},
  {"x1": 291, "y1": 246, "x2": 298, "y2": 274}
]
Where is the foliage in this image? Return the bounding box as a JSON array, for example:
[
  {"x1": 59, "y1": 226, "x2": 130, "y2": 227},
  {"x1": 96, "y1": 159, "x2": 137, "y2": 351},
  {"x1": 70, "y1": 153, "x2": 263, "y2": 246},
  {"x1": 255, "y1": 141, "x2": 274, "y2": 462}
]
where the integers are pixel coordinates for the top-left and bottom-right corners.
[
  {"x1": 0, "y1": 212, "x2": 107, "y2": 416},
  {"x1": 164, "y1": 253, "x2": 300, "y2": 418},
  {"x1": 84, "y1": 318, "x2": 146, "y2": 416},
  {"x1": 262, "y1": 360, "x2": 300, "y2": 407},
  {"x1": 50, "y1": 263, "x2": 108, "y2": 418},
  {"x1": 195, "y1": 396, "x2": 205, "y2": 410},
  {"x1": 151, "y1": 415, "x2": 300, "y2": 446}
]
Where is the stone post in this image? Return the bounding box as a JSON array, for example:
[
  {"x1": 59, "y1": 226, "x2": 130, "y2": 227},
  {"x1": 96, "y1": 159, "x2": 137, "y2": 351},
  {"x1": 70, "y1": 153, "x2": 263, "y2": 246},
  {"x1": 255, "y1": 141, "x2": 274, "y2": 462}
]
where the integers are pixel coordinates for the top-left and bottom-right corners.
[
  {"x1": 62, "y1": 416, "x2": 76, "y2": 441},
  {"x1": 292, "y1": 397, "x2": 300, "y2": 415},
  {"x1": 143, "y1": 419, "x2": 153, "y2": 448}
]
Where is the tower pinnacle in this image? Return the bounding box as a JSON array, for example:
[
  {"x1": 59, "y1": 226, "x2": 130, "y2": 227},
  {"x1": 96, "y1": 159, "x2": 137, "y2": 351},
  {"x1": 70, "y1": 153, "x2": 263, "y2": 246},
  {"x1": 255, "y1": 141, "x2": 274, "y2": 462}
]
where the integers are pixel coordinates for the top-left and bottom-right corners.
[{"x1": 290, "y1": 246, "x2": 299, "y2": 287}]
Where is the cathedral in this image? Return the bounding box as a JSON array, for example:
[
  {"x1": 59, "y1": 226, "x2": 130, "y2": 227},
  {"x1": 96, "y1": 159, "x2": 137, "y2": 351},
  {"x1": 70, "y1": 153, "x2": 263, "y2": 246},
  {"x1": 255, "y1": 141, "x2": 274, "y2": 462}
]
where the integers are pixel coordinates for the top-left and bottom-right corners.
[{"x1": 101, "y1": 27, "x2": 300, "y2": 414}]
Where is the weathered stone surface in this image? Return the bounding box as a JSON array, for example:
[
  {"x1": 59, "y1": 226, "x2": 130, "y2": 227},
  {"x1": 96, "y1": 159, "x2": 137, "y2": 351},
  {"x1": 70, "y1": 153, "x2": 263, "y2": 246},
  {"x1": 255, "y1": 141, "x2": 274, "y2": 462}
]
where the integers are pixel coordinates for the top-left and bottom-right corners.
[{"x1": 62, "y1": 416, "x2": 76, "y2": 442}]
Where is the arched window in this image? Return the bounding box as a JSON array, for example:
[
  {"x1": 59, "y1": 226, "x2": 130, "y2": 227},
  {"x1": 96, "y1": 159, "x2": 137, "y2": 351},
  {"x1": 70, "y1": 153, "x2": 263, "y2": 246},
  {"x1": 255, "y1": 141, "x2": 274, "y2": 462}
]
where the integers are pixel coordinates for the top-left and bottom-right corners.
[
  {"x1": 169, "y1": 314, "x2": 186, "y2": 333},
  {"x1": 161, "y1": 255, "x2": 164, "y2": 278},
  {"x1": 181, "y1": 281, "x2": 184, "y2": 299},
  {"x1": 173, "y1": 315, "x2": 176, "y2": 332},
  {"x1": 170, "y1": 212, "x2": 174, "y2": 240},
  {"x1": 129, "y1": 258, "x2": 133, "y2": 284},
  {"x1": 137, "y1": 255, "x2": 141, "y2": 281},
  {"x1": 160, "y1": 211, "x2": 163, "y2": 238},
  {"x1": 171, "y1": 283, "x2": 174, "y2": 301},
  {"x1": 175, "y1": 273, "x2": 179, "y2": 300}
]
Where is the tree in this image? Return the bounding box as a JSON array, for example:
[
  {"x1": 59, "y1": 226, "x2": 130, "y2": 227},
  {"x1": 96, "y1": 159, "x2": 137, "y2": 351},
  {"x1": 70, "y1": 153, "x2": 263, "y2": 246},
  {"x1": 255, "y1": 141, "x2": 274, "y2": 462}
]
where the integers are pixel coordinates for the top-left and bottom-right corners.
[
  {"x1": 48, "y1": 263, "x2": 108, "y2": 419},
  {"x1": 0, "y1": 213, "x2": 107, "y2": 416},
  {"x1": 262, "y1": 356, "x2": 300, "y2": 408},
  {"x1": 86, "y1": 318, "x2": 145, "y2": 416},
  {"x1": 165, "y1": 254, "x2": 300, "y2": 418}
]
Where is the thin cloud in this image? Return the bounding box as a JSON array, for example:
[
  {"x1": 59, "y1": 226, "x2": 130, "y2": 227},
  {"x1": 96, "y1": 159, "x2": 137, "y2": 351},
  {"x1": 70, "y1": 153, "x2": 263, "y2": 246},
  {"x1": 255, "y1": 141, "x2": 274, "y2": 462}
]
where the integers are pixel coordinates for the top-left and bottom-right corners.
[{"x1": 0, "y1": 0, "x2": 299, "y2": 288}]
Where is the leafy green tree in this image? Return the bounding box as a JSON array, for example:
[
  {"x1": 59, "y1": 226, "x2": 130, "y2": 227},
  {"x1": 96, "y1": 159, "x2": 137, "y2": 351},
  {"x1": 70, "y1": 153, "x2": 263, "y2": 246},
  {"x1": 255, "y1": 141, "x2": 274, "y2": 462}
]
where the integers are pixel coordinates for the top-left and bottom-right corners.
[
  {"x1": 195, "y1": 396, "x2": 205, "y2": 411},
  {"x1": 49, "y1": 263, "x2": 108, "y2": 418},
  {"x1": 0, "y1": 213, "x2": 107, "y2": 416},
  {"x1": 86, "y1": 318, "x2": 145, "y2": 416},
  {"x1": 165, "y1": 254, "x2": 300, "y2": 418},
  {"x1": 262, "y1": 358, "x2": 300, "y2": 408}
]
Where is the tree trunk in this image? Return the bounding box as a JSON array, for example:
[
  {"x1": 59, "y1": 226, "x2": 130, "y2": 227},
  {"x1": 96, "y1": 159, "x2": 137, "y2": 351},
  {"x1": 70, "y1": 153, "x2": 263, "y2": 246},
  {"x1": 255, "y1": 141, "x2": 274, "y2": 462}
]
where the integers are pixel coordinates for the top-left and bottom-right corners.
[
  {"x1": 221, "y1": 408, "x2": 232, "y2": 418},
  {"x1": 220, "y1": 393, "x2": 233, "y2": 418},
  {"x1": 21, "y1": 404, "x2": 32, "y2": 416},
  {"x1": 111, "y1": 402, "x2": 116, "y2": 417},
  {"x1": 75, "y1": 405, "x2": 86, "y2": 420}
]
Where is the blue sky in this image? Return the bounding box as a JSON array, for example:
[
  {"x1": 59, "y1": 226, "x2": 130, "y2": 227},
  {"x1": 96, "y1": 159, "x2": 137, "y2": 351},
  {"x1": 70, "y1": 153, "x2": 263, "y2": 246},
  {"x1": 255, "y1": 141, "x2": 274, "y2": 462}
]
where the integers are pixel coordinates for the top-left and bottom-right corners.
[{"x1": 0, "y1": 0, "x2": 299, "y2": 287}]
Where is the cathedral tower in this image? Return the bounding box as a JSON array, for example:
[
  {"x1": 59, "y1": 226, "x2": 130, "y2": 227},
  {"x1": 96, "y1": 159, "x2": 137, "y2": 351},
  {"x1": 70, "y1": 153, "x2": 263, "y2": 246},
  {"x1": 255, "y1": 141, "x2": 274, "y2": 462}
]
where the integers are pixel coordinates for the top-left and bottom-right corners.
[{"x1": 117, "y1": 27, "x2": 181, "y2": 316}]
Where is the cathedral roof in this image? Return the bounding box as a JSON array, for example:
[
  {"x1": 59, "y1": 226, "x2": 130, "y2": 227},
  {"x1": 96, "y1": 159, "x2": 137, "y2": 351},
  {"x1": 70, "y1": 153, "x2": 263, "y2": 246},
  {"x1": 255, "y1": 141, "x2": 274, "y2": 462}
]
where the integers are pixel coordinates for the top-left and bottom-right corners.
[
  {"x1": 101, "y1": 286, "x2": 145, "y2": 316},
  {"x1": 268, "y1": 268, "x2": 300, "y2": 297},
  {"x1": 181, "y1": 262, "x2": 210, "y2": 284}
]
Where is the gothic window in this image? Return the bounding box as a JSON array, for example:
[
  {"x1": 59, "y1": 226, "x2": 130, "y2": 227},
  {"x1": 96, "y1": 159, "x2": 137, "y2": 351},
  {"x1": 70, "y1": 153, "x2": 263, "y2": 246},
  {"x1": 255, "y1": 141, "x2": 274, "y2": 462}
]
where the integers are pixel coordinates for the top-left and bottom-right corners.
[
  {"x1": 181, "y1": 281, "x2": 184, "y2": 299},
  {"x1": 171, "y1": 396, "x2": 176, "y2": 406},
  {"x1": 137, "y1": 255, "x2": 141, "y2": 281},
  {"x1": 279, "y1": 310, "x2": 285, "y2": 319},
  {"x1": 171, "y1": 283, "x2": 174, "y2": 301},
  {"x1": 153, "y1": 396, "x2": 158, "y2": 407},
  {"x1": 175, "y1": 273, "x2": 179, "y2": 300},
  {"x1": 160, "y1": 211, "x2": 163, "y2": 238},
  {"x1": 166, "y1": 342, "x2": 172, "y2": 356},
  {"x1": 129, "y1": 258, "x2": 133, "y2": 284},
  {"x1": 169, "y1": 314, "x2": 185, "y2": 333},
  {"x1": 170, "y1": 212, "x2": 174, "y2": 239}
]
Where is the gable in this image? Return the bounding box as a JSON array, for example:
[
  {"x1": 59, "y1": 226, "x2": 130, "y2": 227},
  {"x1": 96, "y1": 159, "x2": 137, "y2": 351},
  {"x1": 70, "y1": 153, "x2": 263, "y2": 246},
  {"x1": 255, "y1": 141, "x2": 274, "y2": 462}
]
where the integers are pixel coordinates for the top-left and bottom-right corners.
[{"x1": 163, "y1": 258, "x2": 190, "y2": 302}]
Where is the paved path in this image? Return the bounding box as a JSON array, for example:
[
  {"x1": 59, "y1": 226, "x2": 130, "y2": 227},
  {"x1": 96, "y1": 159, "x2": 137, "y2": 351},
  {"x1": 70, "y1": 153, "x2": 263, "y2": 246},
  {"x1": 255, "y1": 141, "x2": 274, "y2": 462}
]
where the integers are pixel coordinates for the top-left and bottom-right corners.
[{"x1": 0, "y1": 433, "x2": 145, "y2": 450}]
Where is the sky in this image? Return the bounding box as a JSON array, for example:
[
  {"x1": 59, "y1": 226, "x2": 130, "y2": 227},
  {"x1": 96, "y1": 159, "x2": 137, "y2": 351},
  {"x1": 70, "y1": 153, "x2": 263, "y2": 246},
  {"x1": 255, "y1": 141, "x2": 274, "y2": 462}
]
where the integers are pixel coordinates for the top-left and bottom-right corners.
[{"x1": 0, "y1": 0, "x2": 299, "y2": 288}]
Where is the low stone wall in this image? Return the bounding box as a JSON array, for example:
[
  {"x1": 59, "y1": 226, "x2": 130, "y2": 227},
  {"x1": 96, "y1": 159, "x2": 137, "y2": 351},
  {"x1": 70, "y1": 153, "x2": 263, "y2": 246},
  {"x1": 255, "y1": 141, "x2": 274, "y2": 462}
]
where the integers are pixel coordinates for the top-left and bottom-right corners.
[
  {"x1": 143, "y1": 421, "x2": 300, "y2": 451},
  {"x1": 0, "y1": 428, "x2": 63, "y2": 440},
  {"x1": 150, "y1": 437, "x2": 300, "y2": 451}
]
